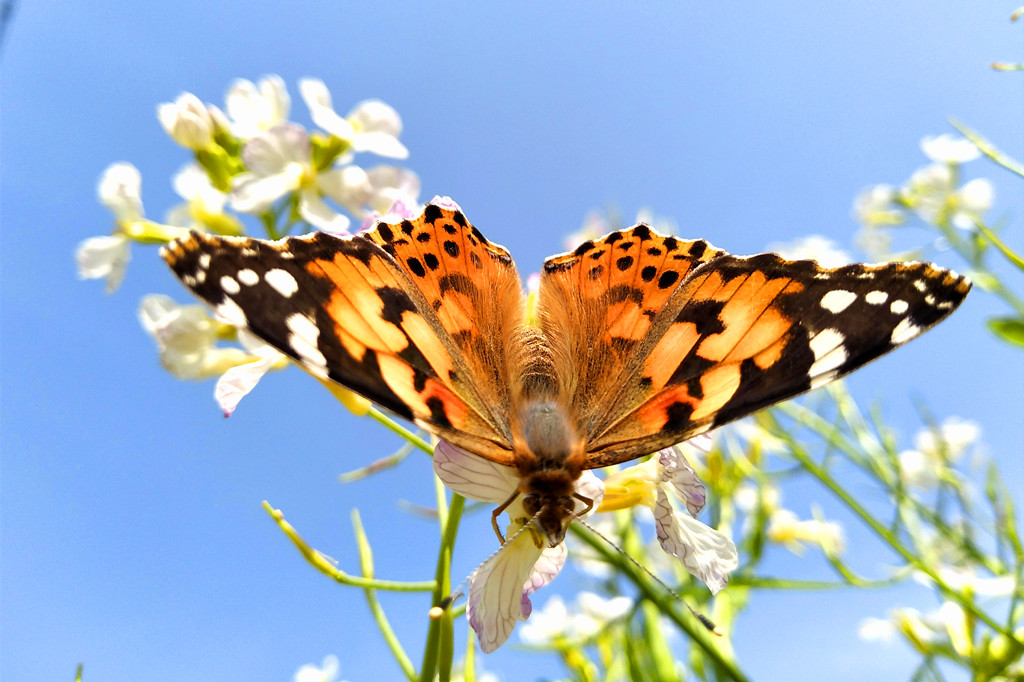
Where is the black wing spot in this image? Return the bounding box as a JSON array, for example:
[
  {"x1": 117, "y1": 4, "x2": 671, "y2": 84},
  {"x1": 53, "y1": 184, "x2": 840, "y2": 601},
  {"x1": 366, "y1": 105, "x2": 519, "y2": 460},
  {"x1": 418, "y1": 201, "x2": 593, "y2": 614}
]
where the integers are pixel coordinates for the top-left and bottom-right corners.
[
  {"x1": 406, "y1": 257, "x2": 426, "y2": 278},
  {"x1": 423, "y1": 204, "x2": 442, "y2": 223},
  {"x1": 443, "y1": 240, "x2": 460, "y2": 258},
  {"x1": 641, "y1": 265, "x2": 658, "y2": 282},
  {"x1": 588, "y1": 264, "x2": 605, "y2": 280},
  {"x1": 616, "y1": 255, "x2": 635, "y2": 271},
  {"x1": 658, "y1": 270, "x2": 680, "y2": 289},
  {"x1": 416, "y1": 232, "x2": 432, "y2": 243}
]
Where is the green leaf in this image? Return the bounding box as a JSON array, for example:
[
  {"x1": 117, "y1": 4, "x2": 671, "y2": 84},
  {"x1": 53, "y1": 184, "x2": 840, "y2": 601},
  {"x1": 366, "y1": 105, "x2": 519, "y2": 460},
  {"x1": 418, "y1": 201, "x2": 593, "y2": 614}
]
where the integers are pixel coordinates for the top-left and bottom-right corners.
[{"x1": 986, "y1": 317, "x2": 1024, "y2": 348}]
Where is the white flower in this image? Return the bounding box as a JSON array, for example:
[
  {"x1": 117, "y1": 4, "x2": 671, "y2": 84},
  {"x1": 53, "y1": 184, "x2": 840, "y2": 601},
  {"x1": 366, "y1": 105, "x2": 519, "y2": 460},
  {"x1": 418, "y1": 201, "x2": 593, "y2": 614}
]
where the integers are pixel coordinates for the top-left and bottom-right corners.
[
  {"x1": 292, "y1": 654, "x2": 343, "y2": 682},
  {"x1": 363, "y1": 165, "x2": 421, "y2": 216},
  {"x1": 138, "y1": 295, "x2": 257, "y2": 380},
  {"x1": 901, "y1": 163, "x2": 993, "y2": 229},
  {"x1": 225, "y1": 75, "x2": 290, "y2": 140},
  {"x1": 600, "y1": 445, "x2": 738, "y2": 593},
  {"x1": 76, "y1": 163, "x2": 144, "y2": 292},
  {"x1": 768, "y1": 235, "x2": 852, "y2": 268},
  {"x1": 432, "y1": 441, "x2": 603, "y2": 653},
  {"x1": 157, "y1": 92, "x2": 217, "y2": 150},
  {"x1": 230, "y1": 124, "x2": 370, "y2": 233},
  {"x1": 166, "y1": 164, "x2": 242, "y2": 235},
  {"x1": 913, "y1": 565, "x2": 1016, "y2": 598},
  {"x1": 299, "y1": 78, "x2": 408, "y2": 158},
  {"x1": 98, "y1": 162, "x2": 144, "y2": 221},
  {"x1": 518, "y1": 592, "x2": 633, "y2": 644},
  {"x1": 853, "y1": 183, "x2": 905, "y2": 230},
  {"x1": 950, "y1": 178, "x2": 994, "y2": 230},
  {"x1": 76, "y1": 234, "x2": 131, "y2": 293},
  {"x1": 899, "y1": 418, "x2": 980, "y2": 489},
  {"x1": 767, "y1": 508, "x2": 845, "y2": 555},
  {"x1": 213, "y1": 330, "x2": 288, "y2": 417},
  {"x1": 921, "y1": 134, "x2": 981, "y2": 165}
]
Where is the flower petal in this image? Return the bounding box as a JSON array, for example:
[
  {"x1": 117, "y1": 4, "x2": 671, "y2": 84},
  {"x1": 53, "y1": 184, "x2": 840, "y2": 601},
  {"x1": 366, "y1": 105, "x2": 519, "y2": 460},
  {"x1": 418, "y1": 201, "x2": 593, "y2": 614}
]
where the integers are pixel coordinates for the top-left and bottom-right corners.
[
  {"x1": 241, "y1": 123, "x2": 311, "y2": 174},
  {"x1": 661, "y1": 447, "x2": 707, "y2": 516},
  {"x1": 97, "y1": 163, "x2": 144, "y2": 221},
  {"x1": 76, "y1": 234, "x2": 130, "y2": 292},
  {"x1": 215, "y1": 356, "x2": 277, "y2": 417},
  {"x1": 653, "y1": 490, "x2": 737, "y2": 593},
  {"x1": 230, "y1": 169, "x2": 302, "y2": 214},
  {"x1": 298, "y1": 189, "x2": 351, "y2": 233},
  {"x1": 432, "y1": 441, "x2": 519, "y2": 504},
  {"x1": 467, "y1": 528, "x2": 544, "y2": 653},
  {"x1": 299, "y1": 78, "x2": 356, "y2": 140}
]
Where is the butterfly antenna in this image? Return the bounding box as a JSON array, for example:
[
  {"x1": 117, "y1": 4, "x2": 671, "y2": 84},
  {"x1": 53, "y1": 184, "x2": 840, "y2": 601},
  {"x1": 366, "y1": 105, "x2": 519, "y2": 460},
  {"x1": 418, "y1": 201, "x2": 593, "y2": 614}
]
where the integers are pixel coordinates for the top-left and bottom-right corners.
[
  {"x1": 575, "y1": 517, "x2": 723, "y2": 636},
  {"x1": 429, "y1": 513, "x2": 541, "y2": 618}
]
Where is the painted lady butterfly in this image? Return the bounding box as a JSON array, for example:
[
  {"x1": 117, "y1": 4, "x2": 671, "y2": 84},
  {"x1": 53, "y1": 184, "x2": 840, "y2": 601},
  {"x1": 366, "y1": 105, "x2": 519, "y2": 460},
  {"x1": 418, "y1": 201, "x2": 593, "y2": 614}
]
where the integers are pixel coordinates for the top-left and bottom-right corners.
[{"x1": 161, "y1": 198, "x2": 971, "y2": 546}]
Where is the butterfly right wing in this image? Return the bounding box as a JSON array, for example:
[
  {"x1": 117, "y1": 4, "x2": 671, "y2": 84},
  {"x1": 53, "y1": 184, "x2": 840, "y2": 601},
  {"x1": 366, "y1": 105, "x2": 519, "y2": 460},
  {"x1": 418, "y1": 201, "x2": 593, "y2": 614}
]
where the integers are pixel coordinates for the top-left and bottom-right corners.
[{"x1": 160, "y1": 215, "x2": 520, "y2": 465}]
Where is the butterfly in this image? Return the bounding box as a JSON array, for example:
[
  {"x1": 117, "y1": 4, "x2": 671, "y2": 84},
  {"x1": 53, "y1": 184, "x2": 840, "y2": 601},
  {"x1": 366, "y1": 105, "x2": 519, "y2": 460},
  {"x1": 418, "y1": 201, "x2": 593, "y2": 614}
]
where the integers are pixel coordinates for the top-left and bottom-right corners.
[{"x1": 161, "y1": 197, "x2": 971, "y2": 547}]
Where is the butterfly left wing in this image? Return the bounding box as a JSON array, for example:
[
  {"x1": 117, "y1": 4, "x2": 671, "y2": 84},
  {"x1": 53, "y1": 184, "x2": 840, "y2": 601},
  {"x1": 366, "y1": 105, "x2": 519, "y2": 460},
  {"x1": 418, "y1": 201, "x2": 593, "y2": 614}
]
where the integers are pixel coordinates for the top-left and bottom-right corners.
[
  {"x1": 160, "y1": 204, "x2": 524, "y2": 465},
  {"x1": 539, "y1": 225, "x2": 972, "y2": 467}
]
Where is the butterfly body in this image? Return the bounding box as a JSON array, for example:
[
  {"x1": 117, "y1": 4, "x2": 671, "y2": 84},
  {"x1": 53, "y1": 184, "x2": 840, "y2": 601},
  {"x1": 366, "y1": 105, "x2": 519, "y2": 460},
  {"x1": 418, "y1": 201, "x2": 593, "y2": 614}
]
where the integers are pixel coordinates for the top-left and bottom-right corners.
[{"x1": 162, "y1": 199, "x2": 971, "y2": 547}]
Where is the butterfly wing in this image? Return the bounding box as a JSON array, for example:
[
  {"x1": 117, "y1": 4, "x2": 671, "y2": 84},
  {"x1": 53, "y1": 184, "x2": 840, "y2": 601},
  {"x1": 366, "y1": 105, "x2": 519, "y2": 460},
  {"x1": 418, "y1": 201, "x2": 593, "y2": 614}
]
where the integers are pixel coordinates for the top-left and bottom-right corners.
[
  {"x1": 538, "y1": 225, "x2": 972, "y2": 468},
  {"x1": 161, "y1": 203, "x2": 524, "y2": 465}
]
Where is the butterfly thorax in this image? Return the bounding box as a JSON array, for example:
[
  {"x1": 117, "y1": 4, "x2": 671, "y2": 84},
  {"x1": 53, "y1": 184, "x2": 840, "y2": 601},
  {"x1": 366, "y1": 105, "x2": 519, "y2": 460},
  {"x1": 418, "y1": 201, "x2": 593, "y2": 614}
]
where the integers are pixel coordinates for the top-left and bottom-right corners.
[{"x1": 513, "y1": 398, "x2": 586, "y2": 546}]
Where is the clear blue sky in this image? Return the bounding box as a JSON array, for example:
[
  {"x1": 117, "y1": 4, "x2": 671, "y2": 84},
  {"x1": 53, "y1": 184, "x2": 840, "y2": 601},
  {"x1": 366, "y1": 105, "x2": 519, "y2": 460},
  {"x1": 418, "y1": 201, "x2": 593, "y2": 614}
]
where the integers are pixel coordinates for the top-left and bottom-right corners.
[{"x1": 3, "y1": 2, "x2": 1021, "y2": 681}]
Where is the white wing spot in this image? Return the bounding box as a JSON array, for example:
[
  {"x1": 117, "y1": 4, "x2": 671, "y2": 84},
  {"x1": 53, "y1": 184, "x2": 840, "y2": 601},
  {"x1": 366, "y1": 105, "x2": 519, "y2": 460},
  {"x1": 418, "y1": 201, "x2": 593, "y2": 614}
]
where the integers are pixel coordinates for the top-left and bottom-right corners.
[
  {"x1": 890, "y1": 299, "x2": 909, "y2": 315},
  {"x1": 238, "y1": 268, "x2": 260, "y2": 286},
  {"x1": 215, "y1": 298, "x2": 247, "y2": 327},
  {"x1": 198, "y1": 253, "x2": 211, "y2": 269},
  {"x1": 809, "y1": 328, "x2": 848, "y2": 377},
  {"x1": 810, "y1": 369, "x2": 839, "y2": 390},
  {"x1": 891, "y1": 317, "x2": 921, "y2": 345},
  {"x1": 913, "y1": 279, "x2": 928, "y2": 292},
  {"x1": 924, "y1": 294, "x2": 936, "y2": 306},
  {"x1": 820, "y1": 289, "x2": 857, "y2": 314},
  {"x1": 266, "y1": 268, "x2": 299, "y2": 298},
  {"x1": 814, "y1": 272, "x2": 831, "y2": 280},
  {"x1": 286, "y1": 313, "x2": 327, "y2": 376},
  {"x1": 196, "y1": 269, "x2": 207, "y2": 284},
  {"x1": 220, "y1": 275, "x2": 241, "y2": 295},
  {"x1": 183, "y1": 274, "x2": 197, "y2": 287},
  {"x1": 865, "y1": 290, "x2": 888, "y2": 305}
]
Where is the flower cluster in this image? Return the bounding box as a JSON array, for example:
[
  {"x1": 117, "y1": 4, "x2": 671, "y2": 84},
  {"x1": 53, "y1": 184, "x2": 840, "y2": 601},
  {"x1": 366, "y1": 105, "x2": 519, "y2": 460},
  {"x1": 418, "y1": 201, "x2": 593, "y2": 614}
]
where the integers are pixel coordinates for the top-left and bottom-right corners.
[
  {"x1": 853, "y1": 134, "x2": 994, "y2": 259},
  {"x1": 78, "y1": 76, "x2": 419, "y2": 414}
]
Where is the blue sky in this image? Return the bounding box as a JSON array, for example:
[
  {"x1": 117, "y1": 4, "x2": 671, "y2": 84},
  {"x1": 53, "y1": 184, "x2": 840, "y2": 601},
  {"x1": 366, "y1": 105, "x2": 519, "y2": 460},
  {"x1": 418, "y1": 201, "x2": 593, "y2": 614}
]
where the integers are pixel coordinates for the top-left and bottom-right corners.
[{"x1": 3, "y1": 2, "x2": 1021, "y2": 681}]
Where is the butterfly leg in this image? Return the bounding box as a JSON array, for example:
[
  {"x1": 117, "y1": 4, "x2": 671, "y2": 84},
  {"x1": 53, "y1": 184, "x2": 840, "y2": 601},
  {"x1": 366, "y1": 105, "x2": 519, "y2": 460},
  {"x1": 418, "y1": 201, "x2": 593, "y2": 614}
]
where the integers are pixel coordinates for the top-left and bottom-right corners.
[
  {"x1": 572, "y1": 492, "x2": 594, "y2": 518},
  {"x1": 491, "y1": 490, "x2": 521, "y2": 544}
]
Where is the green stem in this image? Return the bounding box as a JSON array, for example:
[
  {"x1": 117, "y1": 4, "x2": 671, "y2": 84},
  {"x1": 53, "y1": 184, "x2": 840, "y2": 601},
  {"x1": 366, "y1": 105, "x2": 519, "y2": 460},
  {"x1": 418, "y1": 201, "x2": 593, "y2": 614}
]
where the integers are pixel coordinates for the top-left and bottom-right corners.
[
  {"x1": 261, "y1": 501, "x2": 434, "y2": 591},
  {"x1": 352, "y1": 509, "x2": 417, "y2": 681},
  {"x1": 419, "y1": 488, "x2": 465, "y2": 682},
  {"x1": 367, "y1": 408, "x2": 434, "y2": 455},
  {"x1": 569, "y1": 524, "x2": 752, "y2": 682},
  {"x1": 776, "y1": 428, "x2": 1015, "y2": 641},
  {"x1": 973, "y1": 220, "x2": 1024, "y2": 272},
  {"x1": 949, "y1": 119, "x2": 1024, "y2": 178}
]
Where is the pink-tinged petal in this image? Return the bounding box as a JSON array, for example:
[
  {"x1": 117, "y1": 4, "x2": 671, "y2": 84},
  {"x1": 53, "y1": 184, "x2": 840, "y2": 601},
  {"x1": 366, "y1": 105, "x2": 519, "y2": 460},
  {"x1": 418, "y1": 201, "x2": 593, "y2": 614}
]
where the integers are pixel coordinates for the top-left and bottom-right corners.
[
  {"x1": 660, "y1": 447, "x2": 706, "y2": 515},
  {"x1": 215, "y1": 356, "x2": 276, "y2": 417},
  {"x1": 523, "y1": 543, "x2": 567, "y2": 603},
  {"x1": 428, "y1": 195, "x2": 463, "y2": 213},
  {"x1": 467, "y1": 528, "x2": 544, "y2": 653},
  {"x1": 432, "y1": 441, "x2": 520, "y2": 504},
  {"x1": 653, "y1": 490, "x2": 738, "y2": 594}
]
